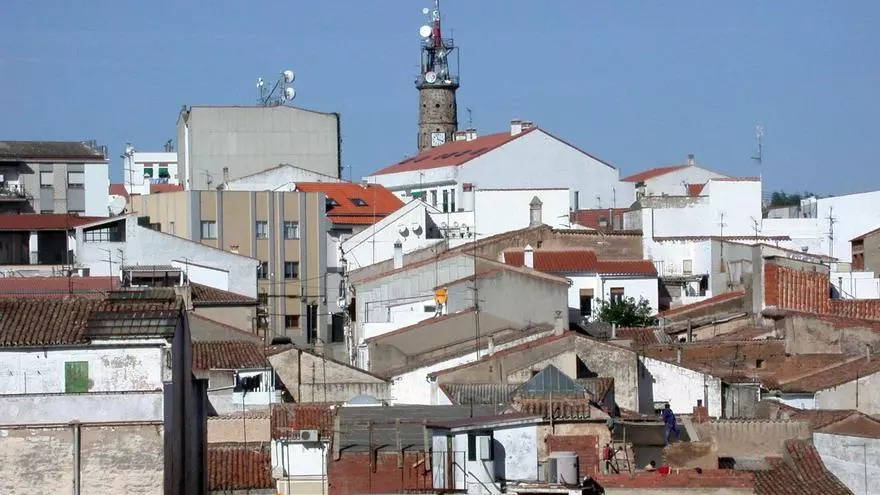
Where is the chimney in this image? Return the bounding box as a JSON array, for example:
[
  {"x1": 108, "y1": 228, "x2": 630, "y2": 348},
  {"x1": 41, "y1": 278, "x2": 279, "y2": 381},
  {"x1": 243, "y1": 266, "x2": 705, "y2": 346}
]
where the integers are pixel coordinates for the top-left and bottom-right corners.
[
  {"x1": 529, "y1": 196, "x2": 543, "y2": 227},
  {"x1": 554, "y1": 312, "x2": 565, "y2": 335},
  {"x1": 461, "y1": 183, "x2": 475, "y2": 212},
  {"x1": 676, "y1": 348, "x2": 682, "y2": 364},
  {"x1": 687, "y1": 154, "x2": 695, "y2": 166},
  {"x1": 486, "y1": 335, "x2": 495, "y2": 356},
  {"x1": 523, "y1": 244, "x2": 534, "y2": 269},
  {"x1": 521, "y1": 121, "x2": 535, "y2": 132},
  {"x1": 510, "y1": 119, "x2": 523, "y2": 136},
  {"x1": 393, "y1": 241, "x2": 403, "y2": 269},
  {"x1": 454, "y1": 130, "x2": 467, "y2": 142},
  {"x1": 465, "y1": 128, "x2": 478, "y2": 141}
]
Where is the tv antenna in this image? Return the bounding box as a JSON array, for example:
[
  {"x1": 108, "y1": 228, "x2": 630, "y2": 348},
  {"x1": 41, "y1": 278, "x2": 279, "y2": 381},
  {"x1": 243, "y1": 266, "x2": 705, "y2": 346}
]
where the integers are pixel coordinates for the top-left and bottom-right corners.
[
  {"x1": 751, "y1": 125, "x2": 764, "y2": 166},
  {"x1": 466, "y1": 107, "x2": 473, "y2": 128},
  {"x1": 257, "y1": 69, "x2": 297, "y2": 107},
  {"x1": 826, "y1": 207, "x2": 837, "y2": 258}
]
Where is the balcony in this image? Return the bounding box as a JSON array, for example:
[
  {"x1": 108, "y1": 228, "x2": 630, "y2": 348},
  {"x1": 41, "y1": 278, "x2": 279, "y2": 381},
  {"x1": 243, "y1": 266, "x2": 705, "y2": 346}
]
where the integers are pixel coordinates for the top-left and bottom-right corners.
[{"x1": 0, "y1": 184, "x2": 29, "y2": 202}]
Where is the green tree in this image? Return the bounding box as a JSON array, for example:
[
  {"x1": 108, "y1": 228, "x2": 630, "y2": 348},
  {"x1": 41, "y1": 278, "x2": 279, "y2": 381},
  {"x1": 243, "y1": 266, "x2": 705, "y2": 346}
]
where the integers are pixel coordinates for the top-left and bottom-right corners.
[
  {"x1": 597, "y1": 296, "x2": 657, "y2": 327},
  {"x1": 769, "y1": 190, "x2": 820, "y2": 207}
]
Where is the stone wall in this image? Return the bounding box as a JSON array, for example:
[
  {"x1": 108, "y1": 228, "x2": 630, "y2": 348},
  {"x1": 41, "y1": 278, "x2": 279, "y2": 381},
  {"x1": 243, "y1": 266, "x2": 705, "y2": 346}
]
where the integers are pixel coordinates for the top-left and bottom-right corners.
[{"x1": 695, "y1": 420, "x2": 811, "y2": 457}]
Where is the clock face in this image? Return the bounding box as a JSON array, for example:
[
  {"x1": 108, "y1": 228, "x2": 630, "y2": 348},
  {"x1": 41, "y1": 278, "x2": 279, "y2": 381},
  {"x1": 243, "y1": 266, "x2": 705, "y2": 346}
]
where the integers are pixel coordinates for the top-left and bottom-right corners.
[{"x1": 431, "y1": 132, "x2": 446, "y2": 147}]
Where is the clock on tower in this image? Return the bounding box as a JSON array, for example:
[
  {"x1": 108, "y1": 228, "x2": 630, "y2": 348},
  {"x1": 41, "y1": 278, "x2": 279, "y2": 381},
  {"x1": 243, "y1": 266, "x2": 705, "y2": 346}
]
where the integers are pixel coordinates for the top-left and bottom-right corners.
[{"x1": 431, "y1": 132, "x2": 446, "y2": 147}]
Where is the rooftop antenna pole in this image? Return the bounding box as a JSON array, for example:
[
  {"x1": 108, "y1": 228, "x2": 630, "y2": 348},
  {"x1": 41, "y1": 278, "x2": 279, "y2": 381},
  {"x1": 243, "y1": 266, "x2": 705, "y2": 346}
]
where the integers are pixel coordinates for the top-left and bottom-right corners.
[
  {"x1": 718, "y1": 212, "x2": 727, "y2": 272},
  {"x1": 751, "y1": 125, "x2": 764, "y2": 197},
  {"x1": 826, "y1": 207, "x2": 837, "y2": 258},
  {"x1": 256, "y1": 69, "x2": 298, "y2": 107},
  {"x1": 466, "y1": 107, "x2": 473, "y2": 128}
]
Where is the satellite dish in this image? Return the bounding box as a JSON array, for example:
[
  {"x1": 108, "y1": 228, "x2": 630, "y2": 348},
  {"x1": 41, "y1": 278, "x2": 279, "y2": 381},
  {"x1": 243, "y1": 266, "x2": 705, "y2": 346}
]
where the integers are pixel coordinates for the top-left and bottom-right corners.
[
  {"x1": 424, "y1": 71, "x2": 437, "y2": 83},
  {"x1": 282, "y1": 70, "x2": 295, "y2": 83},
  {"x1": 108, "y1": 195, "x2": 126, "y2": 216},
  {"x1": 256, "y1": 77, "x2": 264, "y2": 88},
  {"x1": 284, "y1": 87, "x2": 296, "y2": 101},
  {"x1": 422, "y1": 7, "x2": 430, "y2": 14},
  {"x1": 398, "y1": 224, "x2": 409, "y2": 235},
  {"x1": 419, "y1": 25, "x2": 432, "y2": 38}
]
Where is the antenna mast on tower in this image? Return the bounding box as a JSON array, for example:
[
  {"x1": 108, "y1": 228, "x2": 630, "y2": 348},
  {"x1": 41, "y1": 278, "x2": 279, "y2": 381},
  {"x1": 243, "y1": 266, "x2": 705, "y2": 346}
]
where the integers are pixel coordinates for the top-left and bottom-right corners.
[
  {"x1": 416, "y1": 0, "x2": 460, "y2": 152},
  {"x1": 256, "y1": 69, "x2": 298, "y2": 107}
]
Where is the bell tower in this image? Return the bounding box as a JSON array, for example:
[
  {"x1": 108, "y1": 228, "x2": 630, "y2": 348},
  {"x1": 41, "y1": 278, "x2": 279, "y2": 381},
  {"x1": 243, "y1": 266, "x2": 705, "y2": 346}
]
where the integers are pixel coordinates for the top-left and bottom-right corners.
[{"x1": 416, "y1": 0, "x2": 459, "y2": 153}]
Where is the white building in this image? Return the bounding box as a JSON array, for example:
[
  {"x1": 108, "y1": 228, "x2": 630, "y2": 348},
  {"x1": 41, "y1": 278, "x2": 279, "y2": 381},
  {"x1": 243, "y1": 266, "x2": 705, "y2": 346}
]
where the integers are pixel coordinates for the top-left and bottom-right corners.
[
  {"x1": 121, "y1": 145, "x2": 179, "y2": 196},
  {"x1": 75, "y1": 214, "x2": 259, "y2": 297},
  {"x1": 365, "y1": 119, "x2": 633, "y2": 213},
  {"x1": 813, "y1": 414, "x2": 880, "y2": 495},
  {"x1": 621, "y1": 155, "x2": 728, "y2": 201},
  {"x1": 218, "y1": 163, "x2": 343, "y2": 191},
  {"x1": 501, "y1": 246, "x2": 660, "y2": 323},
  {"x1": 638, "y1": 355, "x2": 724, "y2": 419},
  {"x1": 192, "y1": 340, "x2": 279, "y2": 415}
]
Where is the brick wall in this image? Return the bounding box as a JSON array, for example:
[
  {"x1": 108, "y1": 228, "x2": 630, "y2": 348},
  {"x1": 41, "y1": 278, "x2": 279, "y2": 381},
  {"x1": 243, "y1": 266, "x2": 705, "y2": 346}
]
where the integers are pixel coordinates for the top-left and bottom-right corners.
[
  {"x1": 764, "y1": 261, "x2": 880, "y2": 321},
  {"x1": 546, "y1": 434, "x2": 600, "y2": 478},
  {"x1": 595, "y1": 470, "x2": 754, "y2": 491},
  {"x1": 327, "y1": 451, "x2": 433, "y2": 495}
]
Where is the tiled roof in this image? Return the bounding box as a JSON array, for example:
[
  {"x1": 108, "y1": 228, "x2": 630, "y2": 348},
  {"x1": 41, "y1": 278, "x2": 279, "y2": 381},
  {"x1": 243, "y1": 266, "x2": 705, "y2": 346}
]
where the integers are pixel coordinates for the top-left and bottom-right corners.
[
  {"x1": 428, "y1": 332, "x2": 573, "y2": 378},
  {"x1": 109, "y1": 183, "x2": 129, "y2": 200},
  {"x1": 439, "y1": 383, "x2": 519, "y2": 406},
  {"x1": 687, "y1": 183, "x2": 706, "y2": 196},
  {"x1": 0, "y1": 213, "x2": 105, "y2": 230},
  {"x1": 207, "y1": 444, "x2": 273, "y2": 491},
  {"x1": 705, "y1": 326, "x2": 775, "y2": 342},
  {"x1": 370, "y1": 130, "x2": 533, "y2": 176},
  {"x1": 512, "y1": 398, "x2": 592, "y2": 420},
  {"x1": 191, "y1": 341, "x2": 270, "y2": 370},
  {"x1": 654, "y1": 235, "x2": 791, "y2": 242},
  {"x1": 0, "y1": 141, "x2": 107, "y2": 161},
  {"x1": 614, "y1": 326, "x2": 663, "y2": 346},
  {"x1": 569, "y1": 208, "x2": 629, "y2": 230},
  {"x1": 294, "y1": 182, "x2": 403, "y2": 225},
  {"x1": 271, "y1": 403, "x2": 335, "y2": 439},
  {"x1": 622, "y1": 165, "x2": 690, "y2": 183},
  {"x1": 773, "y1": 405, "x2": 860, "y2": 430},
  {"x1": 754, "y1": 440, "x2": 851, "y2": 495},
  {"x1": 0, "y1": 294, "x2": 181, "y2": 347},
  {"x1": 150, "y1": 183, "x2": 184, "y2": 194},
  {"x1": 189, "y1": 314, "x2": 263, "y2": 343},
  {"x1": 659, "y1": 290, "x2": 746, "y2": 318},
  {"x1": 776, "y1": 355, "x2": 880, "y2": 393},
  {"x1": 816, "y1": 412, "x2": 880, "y2": 439},
  {"x1": 503, "y1": 249, "x2": 657, "y2": 276},
  {"x1": 190, "y1": 283, "x2": 257, "y2": 306},
  {"x1": 0, "y1": 276, "x2": 117, "y2": 298}
]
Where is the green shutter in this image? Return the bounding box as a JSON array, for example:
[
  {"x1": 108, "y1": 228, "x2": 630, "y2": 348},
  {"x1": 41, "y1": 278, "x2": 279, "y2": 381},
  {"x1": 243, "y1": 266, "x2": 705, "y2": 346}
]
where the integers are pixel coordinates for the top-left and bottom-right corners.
[{"x1": 65, "y1": 361, "x2": 89, "y2": 393}]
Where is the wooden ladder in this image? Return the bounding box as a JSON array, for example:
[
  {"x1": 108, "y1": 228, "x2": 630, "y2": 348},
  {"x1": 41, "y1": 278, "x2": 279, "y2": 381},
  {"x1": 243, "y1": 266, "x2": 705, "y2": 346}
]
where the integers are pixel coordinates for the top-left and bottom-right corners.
[{"x1": 610, "y1": 440, "x2": 634, "y2": 474}]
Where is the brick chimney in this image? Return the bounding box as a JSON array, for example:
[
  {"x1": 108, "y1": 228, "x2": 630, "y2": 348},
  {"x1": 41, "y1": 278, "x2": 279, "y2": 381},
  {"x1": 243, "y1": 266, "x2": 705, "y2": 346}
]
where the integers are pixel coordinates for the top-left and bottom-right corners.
[{"x1": 693, "y1": 401, "x2": 709, "y2": 423}]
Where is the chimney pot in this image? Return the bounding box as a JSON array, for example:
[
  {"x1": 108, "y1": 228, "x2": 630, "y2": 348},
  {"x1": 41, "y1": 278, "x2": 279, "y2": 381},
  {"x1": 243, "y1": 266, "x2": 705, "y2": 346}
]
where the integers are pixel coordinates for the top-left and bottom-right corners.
[
  {"x1": 523, "y1": 244, "x2": 534, "y2": 269},
  {"x1": 687, "y1": 154, "x2": 695, "y2": 166},
  {"x1": 510, "y1": 119, "x2": 523, "y2": 136}
]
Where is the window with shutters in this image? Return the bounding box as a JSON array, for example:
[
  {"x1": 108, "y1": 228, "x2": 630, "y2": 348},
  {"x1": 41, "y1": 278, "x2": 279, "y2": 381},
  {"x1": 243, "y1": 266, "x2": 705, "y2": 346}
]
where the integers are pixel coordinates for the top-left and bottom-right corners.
[{"x1": 64, "y1": 361, "x2": 89, "y2": 393}]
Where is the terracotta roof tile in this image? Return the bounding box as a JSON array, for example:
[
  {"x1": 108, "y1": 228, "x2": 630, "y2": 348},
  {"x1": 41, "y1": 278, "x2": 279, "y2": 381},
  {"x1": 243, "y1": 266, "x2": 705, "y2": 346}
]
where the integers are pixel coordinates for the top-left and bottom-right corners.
[
  {"x1": 370, "y1": 130, "x2": 533, "y2": 176},
  {"x1": 595, "y1": 470, "x2": 755, "y2": 489},
  {"x1": 622, "y1": 165, "x2": 690, "y2": 183},
  {"x1": 0, "y1": 213, "x2": 105, "y2": 230},
  {"x1": 149, "y1": 183, "x2": 183, "y2": 194},
  {"x1": 659, "y1": 290, "x2": 746, "y2": 318},
  {"x1": 816, "y1": 413, "x2": 880, "y2": 438},
  {"x1": 109, "y1": 183, "x2": 129, "y2": 200},
  {"x1": 654, "y1": 235, "x2": 790, "y2": 241},
  {"x1": 503, "y1": 249, "x2": 657, "y2": 276},
  {"x1": 773, "y1": 405, "x2": 860, "y2": 430},
  {"x1": 271, "y1": 403, "x2": 335, "y2": 439},
  {"x1": 295, "y1": 182, "x2": 403, "y2": 225},
  {"x1": 428, "y1": 332, "x2": 573, "y2": 378},
  {"x1": 192, "y1": 341, "x2": 270, "y2": 370},
  {"x1": 705, "y1": 326, "x2": 775, "y2": 342},
  {"x1": 207, "y1": 444, "x2": 273, "y2": 491},
  {"x1": 687, "y1": 183, "x2": 706, "y2": 196},
  {"x1": 513, "y1": 398, "x2": 592, "y2": 420},
  {"x1": 754, "y1": 440, "x2": 850, "y2": 494},
  {"x1": 0, "y1": 276, "x2": 117, "y2": 298},
  {"x1": 190, "y1": 283, "x2": 257, "y2": 306},
  {"x1": 777, "y1": 355, "x2": 880, "y2": 393},
  {"x1": 0, "y1": 141, "x2": 107, "y2": 161},
  {"x1": 614, "y1": 327, "x2": 662, "y2": 346},
  {"x1": 569, "y1": 208, "x2": 629, "y2": 230}
]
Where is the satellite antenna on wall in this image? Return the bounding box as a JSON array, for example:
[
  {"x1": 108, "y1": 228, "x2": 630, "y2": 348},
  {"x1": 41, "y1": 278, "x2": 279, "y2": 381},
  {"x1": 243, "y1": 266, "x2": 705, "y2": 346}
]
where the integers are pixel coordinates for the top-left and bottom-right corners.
[
  {"x1": 108, "y1": 195, "x2": 126, "y2": 216},
  {"x1": 419, "y1": 25, "x2": 432, "y2": 38},
  {"x1": 257, "y1": 69, "x2": 298, "y2": 106}
]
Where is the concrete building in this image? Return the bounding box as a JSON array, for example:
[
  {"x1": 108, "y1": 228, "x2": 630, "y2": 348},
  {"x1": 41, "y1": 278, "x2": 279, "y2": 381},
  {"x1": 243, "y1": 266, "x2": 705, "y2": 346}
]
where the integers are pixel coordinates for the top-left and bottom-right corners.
[
  {"x1": 218, "y1": 163, "x2": 343, "y2": 192},
  {"x1": 0, "y1": 290, "x2": 208, "y2": 494},
  {"x1": 365, "y1": 120, "x2": 633, "y2": 215},
  {"x1": 177, "y1": 105, "x2": 341, "y2": 190},
  {"x1": 851, "y1": 226, "x2": 880, "y2": 273},
  {"x1": 813, "y1": 413, "x2": 880, "y2": 495},
  {"x1": 0, "y1": 140, "x2": 110, "y2": 216},
  {"x1": 268, "y1": 346, "x2": 389, "y2": 404},
  {"x1": 121, "y1": 145, "x2": 179, "y2": 196},
  {"x1": 621, "y1": 155, "x2": 728, "y2": 201},
  {"x1": 192, "y1": 340, "x2": 279, "y2": 415},
  {"x1": 130, "y1": 189, "x2": 327, "y2": 343}
]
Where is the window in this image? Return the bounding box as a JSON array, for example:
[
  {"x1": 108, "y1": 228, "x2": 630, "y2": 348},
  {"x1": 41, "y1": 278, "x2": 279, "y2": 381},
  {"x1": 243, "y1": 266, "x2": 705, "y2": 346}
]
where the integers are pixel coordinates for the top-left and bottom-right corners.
[
  {"x1": 450, "y1": 189, "x2": 456, "y2": 212},
  {"x1": 143, "y1": 167, "x2": 154, "y2": 178},
  {"x1": 285, "y1": 315, "x2": 300, "y2": 328},
  {"x1": 610, "y1": 287, "x2": 625, "y2": 304},
  {"x1": 442, "y1": 190, "x2": 449, "y2": 212},
  {"x1": 284, "y1": 261, "x2": 299, "y2": 279},
  {"x1": 67, "y1": 171, "x2": 84, "y2": 188},
  {"x1": 83, "y1": 223, "x2": 125, "y2": 242},
  {"x1": 682, "y1": 259, "x2": 693, "y2": 276},
  {"x1": 64, "y1": 361, "x2": 89, "y2": 393},
  {"x1": 255, "y1": 221, "x2": 268, "y2": 239},
  {"x1": 257, "y1": 261, "x2": 269, "y2": 279},
  {"x1": 326, "y1": 197, "x2": 339, "y2": 209},
  {"x1": 579, "y1": 288, "x2": 594, "y2": 317},
  {"x1": 40, "y1": 171, "x2": 53, "y2": 188},
  {"x1": 200, "y1": 220, "x2": 217, "y2": 239},
  {"x1": 755, "y1": 359, "x2": 764, "y2": 369},
  {"x1": 40, "y1": 209, "x2": 54, "y2": 214},
  {"x1": 430, "y1": 190, "x2": 437, "y2": 206},
  {"x1": 283, "y1": 221, "x2": 299, "y2": 239},
  {"x1": 349, "y1": 197, "x2": 367, "y2": 207},
  {"x1": 158, "y1": 167, "x2": 170, "y2": 178}
]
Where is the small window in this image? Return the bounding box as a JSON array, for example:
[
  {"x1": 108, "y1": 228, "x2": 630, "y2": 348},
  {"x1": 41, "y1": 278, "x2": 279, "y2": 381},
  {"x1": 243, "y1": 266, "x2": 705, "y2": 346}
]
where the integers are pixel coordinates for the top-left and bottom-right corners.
[
  {"x1": 467, "y1": 434, "x2": 477, "y2": 461},
  {"x1": 326, "y1": 197, "x2": 339, "y2": 209},
  {"x1": 284, "y1": 261, "x2": 299, "y2": 279},
  {"x1": 257, "y1": 261, "x2": 269, "y2": 280},
  {"x1": 424, "y1": 305, "x2": 437, "y2": 313},
  {"x1": 430, "y1": 190, "x2": 437, "y2": 207},
  {"x1": 285, "y1": 315, "x2": 300, "y2": 328},
  {"x1": 200, "y1": 220, "x2": 217, "y2": 240},
  {"x1": 158, "y1": 167, "x2": 170, "y2": 178},
  {"x1": 283, "y1": 221, "x2": 299, "y2": 240},
  {"x1": 579, "y1": 295, "x2": 593, "y2": 316},
  {"x1": 610, "y1": 287, "x2": 625, "y2": 304},
  {"x1": 64, "y1": 361, "x2": 89, "y2": 393},
  {"x1": 442, "y1": 190, "x2": 449, "y2": 212},
  {"x1": 349, "y1": 197, "x2": 367, "y2": 207},
  {"x1": 143, "y1": 167, "x2": 154, "y2": 178},
  {"x1": 450, "y1": 189, "x2": 456, "y2": 212},
  {"x1": 67, "y1": 171, "x2": 85, "y2": 188},
  {"x1": 255, "y1": 221, "x2": 268, "y2": 239},
  {"x1": 40, "y1": 209, "x2": 54, "y2": 214},
  {"x1": 755, "y1": 359, "x2": 764, "y2": 369},
  {"x1": 682, "y1": 259, "x2": 693, "y2": 275},
  {"x1": 40, "y1": 171, "x2": 54, "y2": 188}
]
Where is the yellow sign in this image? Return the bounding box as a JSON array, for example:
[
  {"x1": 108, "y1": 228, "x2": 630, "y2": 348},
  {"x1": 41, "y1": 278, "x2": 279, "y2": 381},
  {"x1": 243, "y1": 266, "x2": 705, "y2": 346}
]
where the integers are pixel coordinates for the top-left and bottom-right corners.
[{"x1": 434, "y1": 289, "x2": 447, "y2": 305}]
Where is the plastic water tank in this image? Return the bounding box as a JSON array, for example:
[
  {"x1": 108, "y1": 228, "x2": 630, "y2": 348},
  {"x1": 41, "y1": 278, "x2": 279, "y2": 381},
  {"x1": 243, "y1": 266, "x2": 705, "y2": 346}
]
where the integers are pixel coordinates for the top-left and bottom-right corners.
[{"x1": 548, "y1": 451, "x2": 579, "y2": 485}]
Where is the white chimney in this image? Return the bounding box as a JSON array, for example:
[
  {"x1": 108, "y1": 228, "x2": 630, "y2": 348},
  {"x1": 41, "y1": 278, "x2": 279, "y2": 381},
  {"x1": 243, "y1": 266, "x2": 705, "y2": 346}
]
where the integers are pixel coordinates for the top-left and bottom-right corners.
[
  {"x1": 523, "y1": 244, "x2": 534, "y2": 269},
  {"x1": 521, "y1": 121, "x2": 535, "y2": 132},
  {"x1": 529, "y1": 196, "x2": 543, "y2": 227},
  {"x1": 454, "y1": 130, "x2": 467, "y2": 142},
  {"x1": 676, "y1": 348, "x2": 682, "y2": 364},
  {"x1": 393, "y1": 241, "x2": 403, "y2": 269},
  {"x1": 486, "y1": 335, "x2": 495, "y2": 356},
  {"x1": 461, "y1": 183, "x2": 475, "y2": 212},
  {"x1": 554, "y1": 311, "x2": 565, "y2": 335},
  {"x1": 465, "y1": 128, "x2": 478, "y2": 141},
  {"x1": 510, "y1": 119, "x2": 523, "y2": 136},
  {"x1": 687, "y1": 154, "x2": 695, "y2": 166}
]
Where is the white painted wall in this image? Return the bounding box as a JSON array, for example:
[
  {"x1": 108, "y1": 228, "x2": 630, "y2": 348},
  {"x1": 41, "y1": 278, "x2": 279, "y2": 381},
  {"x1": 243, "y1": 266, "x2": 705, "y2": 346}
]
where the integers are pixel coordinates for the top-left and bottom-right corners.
[
  {"x1": 565, "y1": 273, "x2": 659, "y2": 324},
  {"x1": 221, "y1": 164, "x2": 342, "y2": 192},
  {"x1": 635, "y1": 165, "x2": 727, "y2": 199},
  {"x1": 817, "y1": 191, "x2": 880, "y2": 262},
  {"x1": 831, "y1": 270, "x2": 880, "y2": 299},
  {"x1": 171, "y1": 259, "x2": 229, "y2": 292},
  {"x1": 761, "y1": 218, "x2": 826, "y2": 255},
  {"x1": 492, "y1": 425, "x2": 539, "y2": 483},
  {"x1": 646, "y1": 240, "x2": 712, "y2": 279},
  {"x1": 769, "y1": 395, "x2": 817, "y2": 410},
  {"x1": 1, "y1": 392, "x2": 164, "y2": 425},
  {"x1": 814, "y1": 432, "x2": 880, "y2": 495},
  {"x1": 474, "y1": 189, "x2": 570, "y2": 232},
  {"x1": 125, "y1": 151, "x2": 179, "y2": 196},
  {"x1": 363, "y1": 297, "x2": 439, "y2": 339},
  {"x1": 84, "y1": 162, "x2": 111, "y2": 217},
  {"x1": 271, "y1": 440, "x2": 327, "y2": 478},
  {"x1": 639, "y1": 356, "x2": 723, "y2": 418},
  {"x1": 815, "y1": 371, "x2": 880, "y2": 415},
  {"x1": 75, "y1": 216, "x2": 259, "y2": 297}
]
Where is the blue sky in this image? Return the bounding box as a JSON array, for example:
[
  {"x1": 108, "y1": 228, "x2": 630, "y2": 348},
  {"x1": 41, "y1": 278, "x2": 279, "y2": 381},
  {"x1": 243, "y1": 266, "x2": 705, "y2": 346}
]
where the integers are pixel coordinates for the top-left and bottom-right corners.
[{"x1": 1, "y1": 1, "x2": 878, "y2": 196}]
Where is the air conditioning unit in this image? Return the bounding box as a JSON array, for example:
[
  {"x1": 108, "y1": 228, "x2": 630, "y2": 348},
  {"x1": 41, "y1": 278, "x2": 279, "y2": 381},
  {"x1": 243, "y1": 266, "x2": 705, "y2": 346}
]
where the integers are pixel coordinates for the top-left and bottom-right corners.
[{"x1": 290, "y1": 429, "x2": 320, "y2": 442}]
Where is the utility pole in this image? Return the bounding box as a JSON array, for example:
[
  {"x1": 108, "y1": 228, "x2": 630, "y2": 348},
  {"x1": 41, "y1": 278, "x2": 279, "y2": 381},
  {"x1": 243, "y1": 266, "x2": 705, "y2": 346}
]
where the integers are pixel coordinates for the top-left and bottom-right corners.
[
  {"x1": 718, "y1": 212, "x2": 728, "y2": 272},
  {"x1": 826, "y1": 207, "x2": 837, "y2": 258},
  {"x1": 751, "y1": 217, "x2": 760, "y2": 242}
]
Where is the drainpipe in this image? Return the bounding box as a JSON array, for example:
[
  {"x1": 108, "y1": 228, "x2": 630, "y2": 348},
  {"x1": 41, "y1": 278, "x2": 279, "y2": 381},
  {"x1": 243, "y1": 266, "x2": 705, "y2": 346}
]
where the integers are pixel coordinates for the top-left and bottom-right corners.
[{"x1": 71, "y1": 420, "x2": 81, "y2": 495}]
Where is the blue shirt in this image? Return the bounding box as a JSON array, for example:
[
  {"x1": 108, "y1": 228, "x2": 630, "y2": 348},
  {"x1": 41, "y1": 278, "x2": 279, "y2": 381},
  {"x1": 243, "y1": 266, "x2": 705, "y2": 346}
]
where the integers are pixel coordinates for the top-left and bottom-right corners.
[{"x1": 662, "y1": 408, "x2": 675, "y2": 426}]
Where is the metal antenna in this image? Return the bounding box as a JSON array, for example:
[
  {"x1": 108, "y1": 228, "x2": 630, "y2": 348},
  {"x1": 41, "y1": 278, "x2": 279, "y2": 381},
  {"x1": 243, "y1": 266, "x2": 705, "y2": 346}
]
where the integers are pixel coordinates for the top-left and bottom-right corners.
[
  {"x1": 826, "y1": 207, "x2": 838, "y2": 258},
  {"x1": 750, "y1": 125, "x2": 764, "y2": 166},
  {"x1": 718, "y1": 212, "x2": 728, "y2": 272},
  {"x1": 466, "y1": 107, "x2": 473, "y2": 128}
]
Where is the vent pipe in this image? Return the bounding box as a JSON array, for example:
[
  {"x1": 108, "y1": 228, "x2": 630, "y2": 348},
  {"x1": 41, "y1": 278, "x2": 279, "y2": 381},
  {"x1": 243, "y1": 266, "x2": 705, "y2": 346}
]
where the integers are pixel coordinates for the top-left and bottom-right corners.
[{"x1": 487, "y1": 335, "x2": 495, "y2": 356}]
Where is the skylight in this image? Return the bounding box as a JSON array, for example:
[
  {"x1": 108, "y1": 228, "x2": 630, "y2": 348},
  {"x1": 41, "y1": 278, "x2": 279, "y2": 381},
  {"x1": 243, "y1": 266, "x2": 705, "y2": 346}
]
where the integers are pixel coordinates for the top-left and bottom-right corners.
[{"x1": 349, "y1": 198, "x2": 367, "y2": 207}]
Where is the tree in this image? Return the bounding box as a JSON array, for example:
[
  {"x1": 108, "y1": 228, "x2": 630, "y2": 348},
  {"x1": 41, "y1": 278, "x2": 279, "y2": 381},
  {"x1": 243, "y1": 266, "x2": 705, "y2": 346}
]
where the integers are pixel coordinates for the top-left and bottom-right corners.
[
  {"x1": 596, "y1": 296, "x2": 657, "y2": 327},
  {"x1": 768, "y1": 190, "x2": 820, "y2": 207}
]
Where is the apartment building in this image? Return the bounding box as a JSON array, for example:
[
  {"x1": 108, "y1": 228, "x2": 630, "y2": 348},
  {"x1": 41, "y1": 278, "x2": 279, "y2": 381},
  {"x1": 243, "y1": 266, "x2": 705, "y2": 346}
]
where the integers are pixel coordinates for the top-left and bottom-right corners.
[
  {"x1": 0, "y1": 140, "x2": 110, "y2": 216},
  {"x1": 131, "y1": 189, "x2": 327, "y2": 344}
]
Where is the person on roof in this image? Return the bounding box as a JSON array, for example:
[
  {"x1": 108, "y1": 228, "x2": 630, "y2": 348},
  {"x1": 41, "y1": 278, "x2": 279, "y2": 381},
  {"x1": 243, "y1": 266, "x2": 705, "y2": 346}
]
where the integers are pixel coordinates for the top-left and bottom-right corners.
[{"x1": 661, "y1": 403, "x2": 681, "y2": 445}]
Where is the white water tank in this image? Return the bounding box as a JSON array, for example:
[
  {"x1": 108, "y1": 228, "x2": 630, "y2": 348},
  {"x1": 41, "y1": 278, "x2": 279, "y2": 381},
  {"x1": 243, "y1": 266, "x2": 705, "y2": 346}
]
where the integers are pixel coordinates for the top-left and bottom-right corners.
[{"x1": 547, "y1": 451, "x2": 578, "y2": 485}]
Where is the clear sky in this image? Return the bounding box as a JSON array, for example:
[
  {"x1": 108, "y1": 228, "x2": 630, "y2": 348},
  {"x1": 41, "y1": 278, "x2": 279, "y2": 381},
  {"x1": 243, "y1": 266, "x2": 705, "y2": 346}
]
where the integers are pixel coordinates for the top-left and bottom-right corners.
[{"x1": 1, "y1": 1, "x2": 878, "y2": 197}]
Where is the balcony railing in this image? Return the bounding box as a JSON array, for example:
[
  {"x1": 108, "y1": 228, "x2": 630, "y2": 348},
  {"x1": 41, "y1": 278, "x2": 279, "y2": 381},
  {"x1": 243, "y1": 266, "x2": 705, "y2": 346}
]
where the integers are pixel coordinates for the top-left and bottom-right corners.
[{"x1": 0, "y1": 184, "x2": 29, "y2": 201}]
